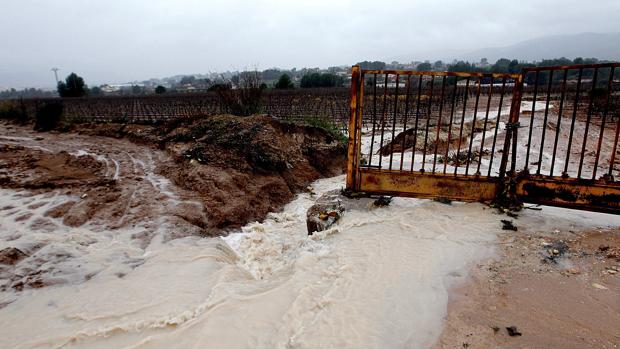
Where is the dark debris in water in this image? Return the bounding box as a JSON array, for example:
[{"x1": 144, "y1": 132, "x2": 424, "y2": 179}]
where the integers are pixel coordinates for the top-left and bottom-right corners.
[{"x1": 501, "y1": 220, "x2": 517, "y2": 231}]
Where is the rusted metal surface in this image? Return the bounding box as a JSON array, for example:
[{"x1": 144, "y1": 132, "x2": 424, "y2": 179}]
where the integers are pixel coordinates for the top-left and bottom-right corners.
[
  {"x1": 358, "y1": 169, "x2": 500, "y2": 202},
  {"x1": 346, "y1": 66, "x2": 361, "y2": 189},
  {"x1": 346, "y1": 63, "x2": 620, "y2": 214},
  {"x1": 516, "y1": 177, "x2": 620, "y2": 214},
  {"x1": 514, "y1": 63, "x2": 620, "y2": 212}
]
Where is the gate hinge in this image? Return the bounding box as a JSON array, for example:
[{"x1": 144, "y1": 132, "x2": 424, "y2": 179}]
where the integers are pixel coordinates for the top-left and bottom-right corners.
[{"x1": 505, "y1": 122, "x2": 521, "y2": 130}]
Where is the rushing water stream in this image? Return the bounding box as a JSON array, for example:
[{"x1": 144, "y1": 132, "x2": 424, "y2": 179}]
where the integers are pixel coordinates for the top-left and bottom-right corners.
[{"x1": 2, "y1": 118, "x2": 620, "y2": 348}]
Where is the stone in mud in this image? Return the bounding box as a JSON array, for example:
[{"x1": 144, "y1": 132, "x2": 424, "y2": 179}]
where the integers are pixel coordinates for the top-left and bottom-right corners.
[
  {"x1": 0, "y1": 247, "x2": 27, "y2": 265},
  {"x1": 307, "y1": 190, "x2": 345, "y2": 235}
]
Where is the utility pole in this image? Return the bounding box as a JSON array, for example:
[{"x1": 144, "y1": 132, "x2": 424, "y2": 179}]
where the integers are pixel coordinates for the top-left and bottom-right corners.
[{"x1": 51, "y1": 68, "x2": 60, "y2": 85}]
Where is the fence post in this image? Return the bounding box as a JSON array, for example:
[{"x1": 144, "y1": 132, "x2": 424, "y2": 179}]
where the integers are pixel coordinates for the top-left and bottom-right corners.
[
  {"x1": 346, "y1": 66, "x2": 361, "y2": 190},
  {"x1": 496, "y1": 73, "x2": 524, "y2": 209}
]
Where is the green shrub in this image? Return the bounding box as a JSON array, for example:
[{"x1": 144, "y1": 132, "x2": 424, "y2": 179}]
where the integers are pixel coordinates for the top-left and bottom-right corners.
[
  {"x1": 0, "y1": 101, "x2": 27, "y2": 122},
  {"x1": 34, "y1": 102, "x2": 63, "y2": 131},
  {"x1": 300, "y1": 116, "x2": 347, "y2": 144}
]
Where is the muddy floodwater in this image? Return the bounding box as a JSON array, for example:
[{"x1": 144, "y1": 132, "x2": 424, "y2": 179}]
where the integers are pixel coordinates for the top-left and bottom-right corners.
[{"x1": 1, "y1": 123, "x2": 620, "y2": 349}]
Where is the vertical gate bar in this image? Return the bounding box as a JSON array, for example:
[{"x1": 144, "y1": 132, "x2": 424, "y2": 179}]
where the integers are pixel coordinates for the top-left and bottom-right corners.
[
  {"x1": 564, "y1": 67, "x2": 583, "y2": 176},
  {"x1": 488, "y1": 78, "x2": 507, "y2": 177},
  {"x1": 378, "y1": 74, "x2": 389, "y2": 169},
  {"x1": 578, "y1": 67, "x2": 599, "y2": 178},
  {"x1": 444, "y1": 77, "x2": 459, "y2": 175},
  {"x1": 499, "y1": 74, "x2": 523, "y2": 178},
  {"x1": 510, "y1": 74, "x2": 524, "y2": 174},
  {"x1": 537, "y1": 69, "x2": 554, "y2": 175},
  {"x1": 400, "y1": 75, "x2": 412, "y2": 171},
  {"x1": 410, "y1": 76, "x2": 424, "y2": 172},
  {"x1": 454, "y1": 77, "x2": 471, "y2": 176},
  {"x1": 610, "y1": 113, "x2": 620, "y2": 178},
  {"x1": 432, "y1": 75, "x2": 447, "y2": 173},
  {"x1": 593, "y1": 67, "x2": 614, "y2": 180},
  {"x1": 388, "y1": 74, "x2": 400, "y2": 170},
  {"x1": 355, "y1": 74, "x2": 366, "y2": 189},
  {"x1": 466, "y1": 78, "x2": 482, "y2": 175},
  {"x1": 524, "y1": 70, "x2": 539, "y2": 172},
  {"x1": 368, "y1": 74, "x2": 378, "y2": 167},
  {"x1": 422, "y1": 75, "x2": 435, "y2": 171},
  {"x1": 345, "y1": 65, "x2": 360, "y2": 189},
  {"x1": 477, "y1": 79, "x2": 494, "y2": 175},
  {"x1": 550, "y1": 69, "x2": 569, "y2": 177}
]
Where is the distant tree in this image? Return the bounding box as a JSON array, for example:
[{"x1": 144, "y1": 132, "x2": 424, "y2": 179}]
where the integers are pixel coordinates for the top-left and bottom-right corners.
[
  {"x1": 416, "y1": 62, "x2": 433, "y2": 71},
  {"x1": 230, "y1": 75, "x2": 240, "y2": 87},
  {"x1": 508, "y1": 59, "x2": 520, "y2": 73},
  {"x1": 57, "y1": 73, "x2": 87, "y2": 98},
  {"x1": 274, "y1": 74, "x2": 294, "y2": 89},
  {"x1": 356, "y1": 61, "x2": 386, "y2": 70},
  {"x1": 132, "y1": 85, "x2": 143, "y2": 95},
  {"x1": 207, "y1": 83, "x2": 229, "y2": 92},
  {"x1": 492, "y1": 58, "x2": 511, "y2": 72},
  {"x1": 180, "y1": 76, "x2": 196, "y2": 85},
  {"x1": 0, "y1": 87, "x2": 53, "y2": 99},
  {"x1": 89, "y1": 86, "x2": 102, "y2": 96},
  {"x1": 216, "y1": 70, "x2": 263, "y2": 116},
  {"x1": 261, "y1": 69, "x2": 283, "y2": 81},
  {"x1": 155, "y1": 85, "x2": 167, "y2": 94},
  {"x1": 433, "y1": 60, "x2": 444, "y2": 70},
  {"x1": 300, "y1": 73, "x2": 343, "y2": 88},
  {"x1": 448, "y1": 61, "x2": 478, "y2": 73}
]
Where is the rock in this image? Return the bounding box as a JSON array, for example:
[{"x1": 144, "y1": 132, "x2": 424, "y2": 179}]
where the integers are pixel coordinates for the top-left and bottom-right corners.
[
  {"x1": 506, "y1": 326, "x2": 522, "y2": 337},
  {"x1": 373, "y1": 196, "x2": 392, "y2": 207},
  {"x1": 0, "y1": 247, "x2": 27, "y2": 265},
  {"x1": 307, "y1": 190, "x2": 345, "y2": 235},
  {"x1": 592, "y1": 283, "x2": 608, "y2": 290},
  {"x1": 501, "y1": 220, "x2": 517, "y2": 231}
]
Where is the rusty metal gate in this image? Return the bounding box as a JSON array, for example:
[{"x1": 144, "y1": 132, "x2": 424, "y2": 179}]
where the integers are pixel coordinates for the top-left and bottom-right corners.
[{"x1": 346, "y1": 63, "x2": 620, "y2": 213}]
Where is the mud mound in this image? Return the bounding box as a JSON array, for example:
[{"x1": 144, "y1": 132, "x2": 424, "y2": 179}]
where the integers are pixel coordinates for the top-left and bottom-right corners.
[
  {"x1": 378, "y1": 119, "x2": 497, "y2": 156},
  {"x1": 0, "y1": 247, "x2": 27, "y2": 265},
  {"x1": 74, "y1": 115, "x2": 347, "y2": 234},
  {"x1": 0, "y1": 144, "x2": 112, "y2": 189}
]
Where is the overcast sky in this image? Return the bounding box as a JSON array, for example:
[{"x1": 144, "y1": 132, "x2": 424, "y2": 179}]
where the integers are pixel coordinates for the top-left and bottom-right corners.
[{"x1": 1, "y1": 0, "x2": 619, "y2": 88}]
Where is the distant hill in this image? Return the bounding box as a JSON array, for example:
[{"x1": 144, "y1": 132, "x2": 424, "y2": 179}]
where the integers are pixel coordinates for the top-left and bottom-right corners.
[
  {"x1": 461, "y1": 32, "x2": 620, "y2": 62},
  {"x1": 389, "y1": 33, "x2": 620, "y2": 64}
]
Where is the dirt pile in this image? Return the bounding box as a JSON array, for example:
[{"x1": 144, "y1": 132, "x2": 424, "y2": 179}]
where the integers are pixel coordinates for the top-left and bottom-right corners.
[
  {"x1": 0, "y1": 144, "x2": 112, "y2": 189},
  {"x1": 73, "y1": 115, "x2": 347, "y2": 234},
  {"x1": 377, "y1": 119, "x2": 497, "y2": 156}
]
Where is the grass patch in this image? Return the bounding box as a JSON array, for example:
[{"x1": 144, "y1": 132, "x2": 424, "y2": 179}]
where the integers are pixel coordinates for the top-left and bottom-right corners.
[{"x1": 298, "y1": 116, "x2": 348, "y2": 144}]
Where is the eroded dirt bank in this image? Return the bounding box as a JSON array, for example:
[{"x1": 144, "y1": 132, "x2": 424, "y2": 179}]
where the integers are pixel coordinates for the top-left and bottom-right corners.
[
  {"x1": 73, "y1": 115, "x2": 346, "y2": 232},
  {"x1": 1, "y1": 116, "x2": 346, "y2": 234},
  {"x1": 0, "y1": 117, "x2": 344, "y2": 293}
]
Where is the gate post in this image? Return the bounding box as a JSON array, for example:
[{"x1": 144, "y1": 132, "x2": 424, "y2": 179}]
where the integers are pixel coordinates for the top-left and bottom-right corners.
[
  {"x1": 496, "y1": 73, "x2": 524, "y2": 209},
  {"x1": 346, "y1": 66, "x2": 361, "y2": 190}
]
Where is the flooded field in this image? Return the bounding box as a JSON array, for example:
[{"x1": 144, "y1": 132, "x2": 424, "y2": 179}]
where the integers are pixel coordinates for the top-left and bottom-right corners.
[{"x1": 0, "y1": 121, "x2": 618, "y2": 348}]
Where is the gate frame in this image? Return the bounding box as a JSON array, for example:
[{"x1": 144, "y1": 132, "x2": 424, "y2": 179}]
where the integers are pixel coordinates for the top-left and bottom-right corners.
[{"x1": 346, "y1": 63, "x2": 620, "y2": 214}]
